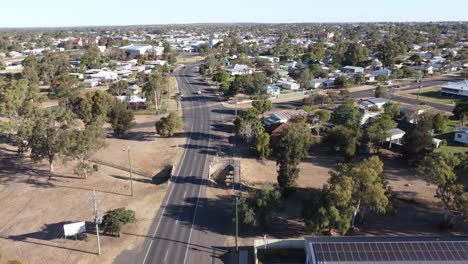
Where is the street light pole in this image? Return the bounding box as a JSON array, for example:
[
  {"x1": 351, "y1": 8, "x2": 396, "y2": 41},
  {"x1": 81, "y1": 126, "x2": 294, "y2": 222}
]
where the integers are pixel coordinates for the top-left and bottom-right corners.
[
  {"x1": 235, "y1": 196, "x2": 239, "y2": 253},
  {"x1": 92, "y1": 190, "x2": 101, "y2": 255},
  {"x1": 127, "y1": 147, "x2": 134, "y2": 196}
]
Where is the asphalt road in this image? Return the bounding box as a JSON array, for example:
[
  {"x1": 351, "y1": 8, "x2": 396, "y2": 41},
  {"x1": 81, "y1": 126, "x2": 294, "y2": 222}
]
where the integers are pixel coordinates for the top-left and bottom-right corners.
[{"x1": 116, "y1": 62, "x2": 234, "y2": 264}]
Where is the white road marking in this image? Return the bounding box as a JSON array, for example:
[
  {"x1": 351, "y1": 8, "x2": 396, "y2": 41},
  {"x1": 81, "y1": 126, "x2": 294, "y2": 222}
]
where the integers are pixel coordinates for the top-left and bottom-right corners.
[
  {"x1": 183, "y1": 191, "x2": 187, "y2": 198},
  {"x1": 183, "y1": 94, "x2": 212, "y2": 264},
  {"x1": 164, "y1": 250, "x2": 169, "y2": 262},
  {"x1": 141, "y1": 65, "x2": 197, "y2": 264}
]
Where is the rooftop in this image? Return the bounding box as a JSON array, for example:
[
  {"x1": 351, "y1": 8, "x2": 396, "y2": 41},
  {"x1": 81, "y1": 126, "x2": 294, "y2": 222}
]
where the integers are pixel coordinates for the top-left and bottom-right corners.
[{"x1": 307, "y1": 236, "x2": 468, "y2": 264}]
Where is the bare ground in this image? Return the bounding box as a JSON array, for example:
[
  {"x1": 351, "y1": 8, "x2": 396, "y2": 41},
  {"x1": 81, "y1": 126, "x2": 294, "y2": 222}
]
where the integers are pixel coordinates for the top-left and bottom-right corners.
[{"x1": 0, "y1": 79, "x2": 186, "y2": 263}]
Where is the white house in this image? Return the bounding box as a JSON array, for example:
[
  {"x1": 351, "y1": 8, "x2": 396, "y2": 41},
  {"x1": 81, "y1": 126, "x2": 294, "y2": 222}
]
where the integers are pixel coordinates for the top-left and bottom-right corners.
[
  {"x1": 83, "y1": 79, "x2": 100, "y2": 88},
  {"x1": 120, "y1": 44, "x2": 153, "y2": 56},
  {"x1": 127, "y1": 84, "x2": 142, "y2": 95},
  {"x1": 85, "y1": 69, "x2": 118, "y2": 81},
  {"x1": 277, "y1": 80, "x2": 300, "y2": 90},
  {"x1": 441, "y1": 81, "x2": 468, "y2": 97},
  {"x1": 359, "y1": 98, "x2": 390, "y2": 110},
  {"x1": 341, "y1": 66, "x2": 364, "y2": 74},
  {"x1": 309, "y1": 79, "x2": 324, "y2": 89},
  {"x1": 371, "y1": 68, "x2": 392, "y2": 77},
  {"x1": 226, "y1": 64, "x2": 253, "y2": 76},
  {"x1": 265, "y1": 84, "x2": 281, "y2": 96},
  {"x1": 454, "y1": 128, "x2": 468, "y2": 144},
  {"x1": 386, "y1": 128, "x2": 406, "y2": 147}
]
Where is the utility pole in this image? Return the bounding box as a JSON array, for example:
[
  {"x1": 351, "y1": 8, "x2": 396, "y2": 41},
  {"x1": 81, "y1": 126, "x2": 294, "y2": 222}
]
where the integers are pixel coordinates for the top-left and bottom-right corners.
[
  {"x1": 127, "y1": 147, "x2": 134, "y2": 196},
  {"x1": 92, "y1": 190, "x2": 101, "y2": 256},
  {"x1": 235, "y1": 196, "x2": 239, "y2": 253}
]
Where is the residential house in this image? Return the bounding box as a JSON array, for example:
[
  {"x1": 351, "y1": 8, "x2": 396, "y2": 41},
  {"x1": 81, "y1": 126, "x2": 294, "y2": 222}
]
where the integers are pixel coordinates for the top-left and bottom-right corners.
[
  {"x1": 401, "y1": 105, "x2": 427, "y2": 124},
  {"x1": 83, "y1": 79, "x2": 100, "y2": 88},
  {"x1": 264, "y1": 84, "x2": 281, "y2": 96},
  {"x1": 127, "y1": 84, "x2": 142, "y2": 95},
  {"x1": 371, "y1": 68, "x2": 392, "y2": 77},
  {"x1": 359, "y1": 98, "x2": 389, "y2": 110},
  {"x1": 262, "y1": 109, "x2": 308, "y2": 126},
  {"x1": 85, "y1": 69, "x2": 118, "y2": 81},
  {"x1": 120, "y1": 44, "x2": 153, "y2": 57},
  {"x1": 309, "y1": 79, "x2": 324, "y2": 89},
  {"x1": 341, "y1": 66, "x2": 365, "y2": 74},
  {"x1": 440, "y1": 81, "x2": 468, "y2": 97},
  {"x1": 277, "y1": 79, "x2": 300, "y2": 90},
  {"x1": 385, "y1": 128, "x2": 406, "y2": 148},
  {"x1": 226, "y1": 64, "x2": 253, "y2": 76},
  {"x1": 454, "y1": 128, "x2": 468, "y2": 144}
]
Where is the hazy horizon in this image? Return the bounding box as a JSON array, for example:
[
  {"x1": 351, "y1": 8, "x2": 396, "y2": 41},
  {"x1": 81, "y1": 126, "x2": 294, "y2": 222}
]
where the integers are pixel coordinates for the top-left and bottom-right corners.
[{"x1": 2, "y1": 0, "x2": 468, "y2": 28}]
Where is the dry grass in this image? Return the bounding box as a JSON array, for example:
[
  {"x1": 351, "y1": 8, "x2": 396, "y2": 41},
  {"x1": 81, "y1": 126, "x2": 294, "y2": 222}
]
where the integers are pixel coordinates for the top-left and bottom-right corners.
[{"x1": 0, "y1": 77, "x2": 186, "y2": 263}]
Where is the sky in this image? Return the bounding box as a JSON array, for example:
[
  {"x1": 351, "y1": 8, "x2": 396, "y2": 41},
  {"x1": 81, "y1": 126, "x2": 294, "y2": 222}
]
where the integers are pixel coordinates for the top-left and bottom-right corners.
[{"x1": 1, "y1": 0, "x2": 467, "y2": 28}]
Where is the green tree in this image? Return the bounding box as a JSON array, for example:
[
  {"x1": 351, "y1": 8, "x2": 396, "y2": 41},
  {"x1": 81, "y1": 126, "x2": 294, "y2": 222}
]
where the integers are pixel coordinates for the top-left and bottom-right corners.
[
  {"x1": 324, "y1": 126, "x2": 360, "y2": 161},
  {"x1": 376, "y1": 74, "x2": 388, "y2": 83},
  {"x1": 378, "y1": 39, "x2": 402, "y2": 67},
  {"x1": 329, "y1": 156, "x2": 391, "y2": 228},
  {"x1": 303, "y1": 187, "x2": 353, "y2": 235},
  {"x1": 334, "y1": 75, "x2": 353, "y2": 88},
  {"x1": 409, "y1": 54, "x2": 424, "y2": 65},
  {"x1": 67, "y1": 122, "x2": 107, "y2": 178},
  {"x1": 78, "y1": 90, "x2": 115, "y2": 126},
  {"x1": 402, "y1": 113, "x2": 435, "y2": 165},
  {"x1": 255, "y1": 131, "x2": 271, "y2": 159},
  {"x1": 374, "y1": 85, "x2": 389, "y2": 98},
  {"x1": 80, "y1": 44, "x2": 103, "y2": 69},
  {"x1": 155, "y1": 112, "x2": 184, "y2": 137},
  {"x1": 48, "y1": 74, "x2": 82, "y2": 107},
  {"x1": 212, "y1": 71, "x2": 230, "y2": 83},
  {"x1": 274, "y1": 120, "x2": 313, "y2": 195},
  {"x1": 331, "y1": 102, "x2": 361, "y2": 129},
  {"x1": 237, "y1": 186, "x2": 281, "y2": 227},
  {"x1": 383, "y1": 102, "x2": 401, "y2": 119},
  {"x1": 143, "y1": 71, "x2": 168, "y2": 114},
  {"x1": 0, "y1": 79, "x2": 42, "y2": 155},
  {"x1": 453, "y1": 101, "x2": 468, "y2": 126},
  {"x1": 343, "y1": 43, "x2": 369, "y2": 67},
  {"x1": 366, "y1": 114, "x2": 397, "y2": 153},
  {"x1": 108, "y1": 101, "x2": 136, "y2": 137},
  {"x1": 29, "y1": 108, "x2": 75, "y2": 173},
  {"x1": 312, "y1": 110, "x2": 331, "y2": 136},
  {"x1": 101, "y1": 208, "x2": 136, "y2": 237},
  {"x1": 417, "y1": 153, "x2": 468, "y2": 227},
  {"x1": 234, "y1": 108, "x2": 264, "y2": 143},
  {"x1": 108, "y1": 80, "x2": 128, "y2": 96},
  {"x1": 252, "y1": 98, "x2": 272, "y2": 115},
  {"x1": 432, "y1": 113, "x2": 448, "y2": 133}
]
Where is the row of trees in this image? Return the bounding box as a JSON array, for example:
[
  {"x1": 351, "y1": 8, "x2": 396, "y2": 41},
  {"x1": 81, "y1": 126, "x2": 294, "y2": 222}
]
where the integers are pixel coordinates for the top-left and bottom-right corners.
[{"x1": 0, "y1": 78, "x2": 136, "y2": 176}]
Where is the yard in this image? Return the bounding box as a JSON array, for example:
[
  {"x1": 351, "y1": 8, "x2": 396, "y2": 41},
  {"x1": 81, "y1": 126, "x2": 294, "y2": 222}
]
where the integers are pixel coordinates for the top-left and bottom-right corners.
[
  {"x1": 397, "y1": 87, "x2": 459, "y2": 105},
  {"x1": 234, "y1": 147, "x2": 468, "y2": 241},
  {"x1": 0, "y1": 77, "x2": 185, "y2": 263}
]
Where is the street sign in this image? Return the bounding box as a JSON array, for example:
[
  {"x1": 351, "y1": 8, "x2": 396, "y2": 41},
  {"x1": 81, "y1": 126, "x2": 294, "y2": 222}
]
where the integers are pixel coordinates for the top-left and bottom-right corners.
[{"x1": 64, "y1": 221, "x2": 86, "y2": 237}]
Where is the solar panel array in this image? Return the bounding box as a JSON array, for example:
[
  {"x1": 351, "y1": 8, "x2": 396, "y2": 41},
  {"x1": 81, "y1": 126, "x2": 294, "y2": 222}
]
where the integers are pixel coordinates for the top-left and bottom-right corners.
[{"x1": 313, "y1": 241, "x2": 468, "y2": 263}]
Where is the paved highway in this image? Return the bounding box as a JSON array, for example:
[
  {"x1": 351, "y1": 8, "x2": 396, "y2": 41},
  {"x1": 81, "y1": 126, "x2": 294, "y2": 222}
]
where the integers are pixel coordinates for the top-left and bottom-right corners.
[{"x1": 116, "y1": 62, "x2": 233, "y2": 264}]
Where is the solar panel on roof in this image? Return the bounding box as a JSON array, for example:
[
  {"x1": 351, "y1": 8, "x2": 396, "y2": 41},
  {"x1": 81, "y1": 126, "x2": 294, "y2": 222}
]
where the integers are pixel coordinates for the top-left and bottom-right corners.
[{"x1": 311, "y1": 240, "x2": 468, "y2": 263}]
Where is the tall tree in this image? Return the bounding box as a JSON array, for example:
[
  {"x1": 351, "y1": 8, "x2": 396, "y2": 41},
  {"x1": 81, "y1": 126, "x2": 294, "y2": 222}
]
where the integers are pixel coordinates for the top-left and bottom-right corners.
[
  {"x1": 274, "y1": 119, "x2": 313, "y2": 195},
  {"x1": 29, "y1": 108, "x2": 75, "y2": 173},
  {"x1": 329, "y1": 156, "x2": 391, "y2": 228},
  {"x1": 67, "y1": 122, "x2": 107, "y2": 178},
  {"x1": 343, "y1": 43, "x2": 369, "y2": 67},
  {"x1": 383, "y1": 102, "x2": 401, "y2": 119},
  {"x1": 402, "y1": 113, "x2": 435, "y2": 165},
  {"x1": 255, "y1": 131, "x2": 271, "y2": 159},
  {"x1": 234, "y1": 108, "x2": 264, "y2": 143},
  {"x1": 417, "y1": 152, "x2": 468, "y2": 227},
  {"x1": 108, "y1": 101, "x2": 136, "y2": 137},
  {"x1": 237, "y1": 186, "x2": 281, "y2": 227},
  {"x1": 324, "y1": 126, "x2": 361, "y2": 161},
  {"x1": 143, "y1": 71, "x2": 168, "y2": 114},
  {"x1": 366, "y1": 114, "x2": 397, "y2": 153},
  {"x1": 108, "y1": 80, "x2": 129, "y2": 96},
  {"x1": 78, "y1": 90, "x2": 115, "y2": 126},
  {"x1": 0, "y1": 79, "x2": 42, "y2": 154},
  {"x1": 453, "y1": 101, "x2": 468, "y2": 127},
  {"x1": 252, "y1": 98, "x2": 272, "y2": 115},
  {"x1": 331, "y1": 101, "x2": 362, "y2": 129},
  {"x1": 312, "y1": 110, "x2": 331, "y2": 136}
]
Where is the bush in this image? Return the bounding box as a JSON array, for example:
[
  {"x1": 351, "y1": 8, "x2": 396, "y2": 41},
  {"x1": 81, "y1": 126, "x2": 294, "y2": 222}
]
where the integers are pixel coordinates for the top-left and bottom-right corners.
[{"x1": 101, "y1": 208, "x2": 136, "y2": 237}]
